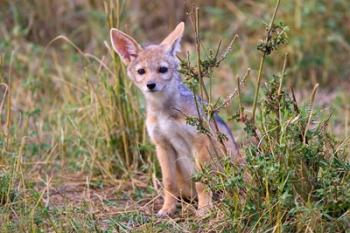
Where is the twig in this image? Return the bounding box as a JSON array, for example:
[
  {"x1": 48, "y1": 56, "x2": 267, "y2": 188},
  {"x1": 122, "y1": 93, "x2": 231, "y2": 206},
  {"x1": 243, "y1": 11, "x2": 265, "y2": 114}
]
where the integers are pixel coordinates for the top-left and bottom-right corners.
[
  {"x1": 252, "y1": 0, "x2": 281, "y2": 122},
  {"x1": 303, "y1": 83, "x2": 319, "y2": 144}
]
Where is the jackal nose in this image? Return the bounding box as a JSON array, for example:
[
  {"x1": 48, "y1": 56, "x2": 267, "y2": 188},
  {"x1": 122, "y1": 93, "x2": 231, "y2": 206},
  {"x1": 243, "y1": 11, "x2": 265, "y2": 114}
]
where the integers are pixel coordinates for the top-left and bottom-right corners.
[{"x1": 146, "y1": 82, "x2": 156, "y2": 90}]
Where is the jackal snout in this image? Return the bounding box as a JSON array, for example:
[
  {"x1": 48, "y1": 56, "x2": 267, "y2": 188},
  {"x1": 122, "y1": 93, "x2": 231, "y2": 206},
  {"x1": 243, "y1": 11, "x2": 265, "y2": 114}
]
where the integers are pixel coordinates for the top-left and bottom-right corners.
[{"x1": 146, "y1": 81, "x2": 156, "y2": 91}]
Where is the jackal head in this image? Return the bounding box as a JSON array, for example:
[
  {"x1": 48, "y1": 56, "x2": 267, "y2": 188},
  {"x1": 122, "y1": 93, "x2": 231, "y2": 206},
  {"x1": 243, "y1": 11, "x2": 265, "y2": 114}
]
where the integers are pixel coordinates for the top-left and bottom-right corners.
[{"x1": 110, "y1": 22, "x2": 184, "y2": 100}]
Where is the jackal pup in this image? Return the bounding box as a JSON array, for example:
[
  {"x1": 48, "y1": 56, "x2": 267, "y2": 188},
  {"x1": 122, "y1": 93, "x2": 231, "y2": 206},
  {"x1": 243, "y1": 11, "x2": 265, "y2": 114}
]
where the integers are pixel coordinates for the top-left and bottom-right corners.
[{"x1": 110, "y1": 22, "x2": 243, "y2": 217}]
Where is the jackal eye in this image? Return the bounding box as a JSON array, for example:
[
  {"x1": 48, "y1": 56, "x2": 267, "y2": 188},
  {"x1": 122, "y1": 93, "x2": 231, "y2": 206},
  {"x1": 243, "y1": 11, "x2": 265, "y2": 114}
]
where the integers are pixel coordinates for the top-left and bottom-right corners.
[
  {"x1": 137, "y1": 68, "x2": 146, "y2": 75},
  {"x1": 158, "y1": 66, "x2": 168, "y2": 73}
]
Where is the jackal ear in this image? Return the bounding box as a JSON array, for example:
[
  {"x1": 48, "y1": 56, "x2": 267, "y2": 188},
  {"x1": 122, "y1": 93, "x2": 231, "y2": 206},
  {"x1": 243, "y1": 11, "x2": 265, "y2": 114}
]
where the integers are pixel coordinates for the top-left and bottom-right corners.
[
  {"x1": 110, "y1": 28, "x2": 142, "y2": 65},
  {"x1": 160, "y1": 22, "x2": 184, "y2": 56}
]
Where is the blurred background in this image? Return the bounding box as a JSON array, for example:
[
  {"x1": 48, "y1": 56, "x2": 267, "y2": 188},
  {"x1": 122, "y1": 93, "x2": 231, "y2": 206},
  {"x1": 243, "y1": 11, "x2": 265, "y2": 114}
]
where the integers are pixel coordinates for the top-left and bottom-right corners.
[{"x1": 2, "y1": 0, "x2": 350, "y2": 82}]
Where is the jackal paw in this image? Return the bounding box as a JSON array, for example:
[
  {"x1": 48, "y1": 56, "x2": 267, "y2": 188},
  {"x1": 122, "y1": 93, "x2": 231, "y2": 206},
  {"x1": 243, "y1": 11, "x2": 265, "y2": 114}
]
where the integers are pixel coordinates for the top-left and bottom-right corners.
[
  {"x1": 156, "y1": 206, "x2": 176, "y2": 218},
  {"x1": 195, "y1": 205, "x2": 212, "y2": 218}
]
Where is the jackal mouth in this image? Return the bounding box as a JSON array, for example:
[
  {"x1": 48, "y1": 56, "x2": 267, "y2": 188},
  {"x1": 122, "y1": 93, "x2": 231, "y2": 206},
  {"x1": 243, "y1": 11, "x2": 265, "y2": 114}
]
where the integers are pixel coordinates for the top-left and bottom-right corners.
[{"x1": 147, "y1": 89, "x2": 158, "y2": 93}]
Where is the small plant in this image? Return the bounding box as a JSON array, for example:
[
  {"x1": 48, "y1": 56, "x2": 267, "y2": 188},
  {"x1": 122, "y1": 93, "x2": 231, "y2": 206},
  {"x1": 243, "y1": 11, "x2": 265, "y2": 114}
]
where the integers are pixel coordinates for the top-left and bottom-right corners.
[
  {"x1": 257, "y1": 21, "x2": 288, "y2": 56},
  {"x1": 203, "y1": 73, "x2": 350, "y2": 232}
]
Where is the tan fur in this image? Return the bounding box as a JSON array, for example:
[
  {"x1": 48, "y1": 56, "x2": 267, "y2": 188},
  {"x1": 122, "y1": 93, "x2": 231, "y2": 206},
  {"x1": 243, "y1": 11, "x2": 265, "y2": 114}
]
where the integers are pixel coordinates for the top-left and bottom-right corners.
[{"x1": 110, "y1": 22, "x2": 243, "y2": 217}]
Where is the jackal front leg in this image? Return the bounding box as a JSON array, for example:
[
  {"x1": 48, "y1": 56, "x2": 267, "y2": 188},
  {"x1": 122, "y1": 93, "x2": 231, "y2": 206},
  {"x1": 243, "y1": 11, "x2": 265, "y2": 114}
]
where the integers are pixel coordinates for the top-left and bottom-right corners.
[
  {"x1": 155, "y1": 144, "x2": 178, "y2": 217},
  {"x1": 194, "y1": 143, "x2": 213, "y2": 217}
]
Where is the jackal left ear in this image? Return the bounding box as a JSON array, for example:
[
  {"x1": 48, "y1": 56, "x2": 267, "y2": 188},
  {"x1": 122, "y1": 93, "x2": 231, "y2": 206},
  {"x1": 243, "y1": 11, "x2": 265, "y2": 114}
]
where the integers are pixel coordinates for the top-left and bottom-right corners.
[
  {"x1": 110, "y1": 28, "x2": 142, "y2": 65},
  {"x1": 160, "y1": 22, "x2": 184, "y2": 56}
]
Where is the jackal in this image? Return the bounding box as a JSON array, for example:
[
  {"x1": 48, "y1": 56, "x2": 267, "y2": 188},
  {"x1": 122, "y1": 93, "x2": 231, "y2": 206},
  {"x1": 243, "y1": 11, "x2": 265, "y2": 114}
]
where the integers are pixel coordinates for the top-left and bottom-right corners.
[{"x1": 110, "y1": 22, "x2": 244, "y2": 217}]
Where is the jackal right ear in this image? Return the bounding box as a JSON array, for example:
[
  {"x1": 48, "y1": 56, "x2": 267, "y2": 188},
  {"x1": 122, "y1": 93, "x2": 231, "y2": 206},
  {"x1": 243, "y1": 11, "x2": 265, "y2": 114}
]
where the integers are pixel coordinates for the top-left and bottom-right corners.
[
  {"x1": 110, "y1": 29, "x2": 142, "y2": 65},
  {"x1": 160, "y1": 22, "x2": 185, "y2": 56}
]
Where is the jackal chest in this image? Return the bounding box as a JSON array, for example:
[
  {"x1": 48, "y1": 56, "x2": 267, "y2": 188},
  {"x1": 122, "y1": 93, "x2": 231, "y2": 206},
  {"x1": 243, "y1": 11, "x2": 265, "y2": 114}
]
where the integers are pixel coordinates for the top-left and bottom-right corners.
[{"x1": 146, "y1": 114, "x2": 197, "y2": 154}]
